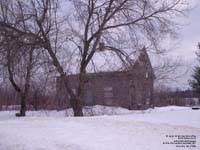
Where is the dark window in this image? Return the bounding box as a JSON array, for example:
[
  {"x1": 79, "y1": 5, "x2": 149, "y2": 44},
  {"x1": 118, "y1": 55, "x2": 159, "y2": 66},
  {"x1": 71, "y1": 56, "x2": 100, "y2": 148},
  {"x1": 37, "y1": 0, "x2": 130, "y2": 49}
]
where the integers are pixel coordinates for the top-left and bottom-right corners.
[{"x1": 103, "y1": 87, "x2": 113, "y2": 99}]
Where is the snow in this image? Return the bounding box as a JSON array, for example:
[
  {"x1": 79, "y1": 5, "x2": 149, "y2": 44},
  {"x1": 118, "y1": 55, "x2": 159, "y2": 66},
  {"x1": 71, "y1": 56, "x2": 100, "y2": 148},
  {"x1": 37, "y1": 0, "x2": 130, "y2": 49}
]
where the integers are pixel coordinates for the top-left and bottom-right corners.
[
  {"x1": 0, "y1": 105, "x2": 200, "y2": 150},
  {"x1": 111, "y1": 106, "x2": 200, "y2": 128}
]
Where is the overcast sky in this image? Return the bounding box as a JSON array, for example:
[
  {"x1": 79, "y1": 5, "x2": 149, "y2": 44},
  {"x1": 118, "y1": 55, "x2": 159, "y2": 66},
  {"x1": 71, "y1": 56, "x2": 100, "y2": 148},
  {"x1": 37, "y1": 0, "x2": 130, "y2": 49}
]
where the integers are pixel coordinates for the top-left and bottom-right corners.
[
  {"x1": 176, "y1": 1, "x2": 200, "y2": 58},
  {"x1": 163, "y1": 0, "x2": 200, "y2": 90}
]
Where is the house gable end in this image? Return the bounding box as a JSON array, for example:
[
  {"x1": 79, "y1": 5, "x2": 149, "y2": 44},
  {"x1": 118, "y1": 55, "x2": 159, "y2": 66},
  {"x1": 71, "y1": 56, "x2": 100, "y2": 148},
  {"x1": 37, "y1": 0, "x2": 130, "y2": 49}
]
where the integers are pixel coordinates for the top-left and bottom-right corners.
[{"x1": 133, "y1": 47, "x2": 155, "y2": 80}]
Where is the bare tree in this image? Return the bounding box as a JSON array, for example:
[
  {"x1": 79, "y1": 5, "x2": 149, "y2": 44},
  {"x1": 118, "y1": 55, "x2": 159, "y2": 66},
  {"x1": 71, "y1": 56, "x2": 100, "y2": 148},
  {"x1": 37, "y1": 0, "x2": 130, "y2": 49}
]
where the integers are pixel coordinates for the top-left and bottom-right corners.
[
  {"x1": 153, "y1": 56, "x2": 189, "y2": 84},
  {"x1": 63, "y1": 0, "x2": 188, "y2": 115},
  {"x1": 0, "y1": 0, "x2": 53, "y2": 116},
  {"x1": 0, "y1": 0, "x2": 188, "y2": 116},
  {"x1": 0, "y1": 36, "x2": 34, "y2": 116}
]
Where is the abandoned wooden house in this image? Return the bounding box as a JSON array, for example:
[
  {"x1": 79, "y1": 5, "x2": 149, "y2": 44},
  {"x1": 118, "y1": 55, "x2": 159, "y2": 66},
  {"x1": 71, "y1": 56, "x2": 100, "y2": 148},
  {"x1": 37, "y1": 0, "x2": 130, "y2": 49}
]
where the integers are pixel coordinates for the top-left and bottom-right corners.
[{"x1": 56, "y1": 48, "x2": 155, "y2": 110}]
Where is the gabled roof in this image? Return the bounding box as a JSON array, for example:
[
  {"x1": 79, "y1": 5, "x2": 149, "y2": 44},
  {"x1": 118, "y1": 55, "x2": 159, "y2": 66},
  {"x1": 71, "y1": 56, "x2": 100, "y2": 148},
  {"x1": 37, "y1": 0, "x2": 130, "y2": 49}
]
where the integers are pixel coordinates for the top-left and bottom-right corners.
[
  {"x1": 133, "y1": 47, "x2": 155, "y2": 79},
  {"x1": 65, "y1": 47, "x2": 155, "y2": 79}
]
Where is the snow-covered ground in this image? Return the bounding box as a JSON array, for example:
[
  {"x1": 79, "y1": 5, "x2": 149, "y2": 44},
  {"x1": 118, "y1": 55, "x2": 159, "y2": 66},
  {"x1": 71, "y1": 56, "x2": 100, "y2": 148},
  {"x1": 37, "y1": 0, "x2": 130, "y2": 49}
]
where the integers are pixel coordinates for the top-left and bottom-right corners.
[{"x1": 0, "y1": 105, "x2": 199, "y2": 150}]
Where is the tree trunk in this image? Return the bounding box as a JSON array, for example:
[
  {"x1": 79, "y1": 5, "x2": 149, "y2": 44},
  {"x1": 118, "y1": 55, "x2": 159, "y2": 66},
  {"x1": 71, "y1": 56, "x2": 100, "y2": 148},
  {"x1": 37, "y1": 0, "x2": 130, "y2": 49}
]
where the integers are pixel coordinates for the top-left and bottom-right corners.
[
  {"x1": 16, "y1": 94, "x2": 26, "y2": 117},
  {"x1": 20, "y1": 94, "x2": 26, "y2": 116},
  {"x1": 15, "y1": 49, "x2": 33, "y2": 117},
  {"x1": 37, "y1": 20, "x2": 85, "y2": 116},
  {"x1": 71, "y1": 97, "x2": 83, "y2": 116}
]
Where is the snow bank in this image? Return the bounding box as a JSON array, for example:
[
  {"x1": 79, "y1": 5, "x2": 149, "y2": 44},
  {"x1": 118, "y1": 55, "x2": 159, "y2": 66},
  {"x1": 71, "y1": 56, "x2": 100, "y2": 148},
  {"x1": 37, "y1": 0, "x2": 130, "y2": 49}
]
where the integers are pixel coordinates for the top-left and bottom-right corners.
[
  {"x1": 83, "y1": 105, "x2": 131, "y2": 116},
  {"x1": 153, "y1": 106, "x2": 191, "y2": 112},
  {"x1": 26, "y1": 105, "x2": 132, "y2": 117},
  {"x1": 0, "y1": 105, "x2": 199, "y2": 128},
  {"x1": 110, "y1": 106, "x2": 200, "y2": 128}
]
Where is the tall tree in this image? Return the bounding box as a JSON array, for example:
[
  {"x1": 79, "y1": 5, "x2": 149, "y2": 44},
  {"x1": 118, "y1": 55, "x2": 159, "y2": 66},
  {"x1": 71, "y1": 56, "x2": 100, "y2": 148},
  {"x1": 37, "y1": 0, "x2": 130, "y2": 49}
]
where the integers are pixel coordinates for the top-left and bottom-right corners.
[
  {"x1": 0, "y1": 35, "x2": 34, "y2": 116},
  {"x1": 190, "y1": 43, "x2": 200, "y2": 95},
  {"x1": 0, "y1": 2, "x2": 48, "y2": 115}
]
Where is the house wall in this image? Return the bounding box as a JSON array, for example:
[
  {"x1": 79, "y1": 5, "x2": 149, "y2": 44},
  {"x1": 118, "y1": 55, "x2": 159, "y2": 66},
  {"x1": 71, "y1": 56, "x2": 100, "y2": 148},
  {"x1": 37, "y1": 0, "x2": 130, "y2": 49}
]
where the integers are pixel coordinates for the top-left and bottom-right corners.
[
  {"x1": 56, "y1": 48, "x2": 155, "y2": 110},
  {"x1": 56, "y1": 69, "x2": 154, "y2": 110}
]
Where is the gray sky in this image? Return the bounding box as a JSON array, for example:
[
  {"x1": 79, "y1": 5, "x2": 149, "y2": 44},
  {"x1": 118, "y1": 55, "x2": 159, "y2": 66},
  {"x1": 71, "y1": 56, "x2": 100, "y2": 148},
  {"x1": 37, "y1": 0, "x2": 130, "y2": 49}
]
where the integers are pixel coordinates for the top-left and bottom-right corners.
[
  {"x1": 165, "y1": 0, "x2": 200, "y2": 89},
  {"x1": 176, "y1": 1, "x2": 200, "y2": 59}
]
